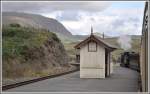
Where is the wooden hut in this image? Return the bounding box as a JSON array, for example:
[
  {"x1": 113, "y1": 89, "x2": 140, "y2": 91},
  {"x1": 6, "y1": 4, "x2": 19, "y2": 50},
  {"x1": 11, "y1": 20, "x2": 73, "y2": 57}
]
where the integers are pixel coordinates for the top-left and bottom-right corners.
[{"x1": 74, "y1": 28, "x2": 116, "y2": 78}]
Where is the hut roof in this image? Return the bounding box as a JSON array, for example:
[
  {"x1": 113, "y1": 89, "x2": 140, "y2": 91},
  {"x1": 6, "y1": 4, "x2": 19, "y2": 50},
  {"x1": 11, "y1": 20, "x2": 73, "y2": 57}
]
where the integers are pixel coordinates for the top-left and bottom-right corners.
[{"x1": 74, "y1": 34, "x2": 117, "y2": 51}]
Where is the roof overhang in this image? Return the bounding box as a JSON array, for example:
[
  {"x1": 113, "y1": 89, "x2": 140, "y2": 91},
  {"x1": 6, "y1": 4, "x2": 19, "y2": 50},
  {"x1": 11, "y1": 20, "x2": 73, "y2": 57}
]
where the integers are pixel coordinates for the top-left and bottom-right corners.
[{"x1": 74, "y1": 35, "x2": 117, "y2": 51}]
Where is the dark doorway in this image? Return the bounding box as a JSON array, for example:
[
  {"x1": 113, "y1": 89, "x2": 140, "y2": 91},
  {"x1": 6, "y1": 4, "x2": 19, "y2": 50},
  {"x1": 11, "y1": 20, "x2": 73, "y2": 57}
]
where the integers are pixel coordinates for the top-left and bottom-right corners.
[
  {"x1": 76, "y1": 55, "x2": 80, "y2": 63},
  {"x1": 105, "y1": 49, "x2": 108, "y2": 77}
]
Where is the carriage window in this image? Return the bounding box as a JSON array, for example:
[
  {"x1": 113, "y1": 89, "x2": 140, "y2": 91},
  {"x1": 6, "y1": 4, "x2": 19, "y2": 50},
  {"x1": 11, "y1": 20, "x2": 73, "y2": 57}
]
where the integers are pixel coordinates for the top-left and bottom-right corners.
[{"x1": 88, "y1": 42, "x2": 97, "y2": 52}]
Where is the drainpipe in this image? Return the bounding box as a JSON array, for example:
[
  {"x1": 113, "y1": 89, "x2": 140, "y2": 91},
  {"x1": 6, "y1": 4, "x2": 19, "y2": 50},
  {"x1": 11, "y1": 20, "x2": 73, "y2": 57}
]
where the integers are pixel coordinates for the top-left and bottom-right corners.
[{"x1": 103, "y1": 32, "x2": 104, "y2": 39}]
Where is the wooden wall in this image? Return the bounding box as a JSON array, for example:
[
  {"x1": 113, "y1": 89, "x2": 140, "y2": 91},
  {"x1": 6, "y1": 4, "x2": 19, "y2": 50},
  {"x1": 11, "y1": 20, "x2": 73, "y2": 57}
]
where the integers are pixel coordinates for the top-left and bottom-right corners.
[
  {"x1": 80, "y1": 43, "x2": 106, "y2": 78},
  {"x1": 140, "y1": 2, "x2": 148, "y2": 92}
]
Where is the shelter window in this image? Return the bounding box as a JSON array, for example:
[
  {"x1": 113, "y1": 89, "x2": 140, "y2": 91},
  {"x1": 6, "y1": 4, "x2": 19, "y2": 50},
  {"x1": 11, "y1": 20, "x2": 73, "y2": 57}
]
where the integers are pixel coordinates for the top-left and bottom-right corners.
[{"x1": 88, "y1": 42, "x2": 97, "y2": 52}]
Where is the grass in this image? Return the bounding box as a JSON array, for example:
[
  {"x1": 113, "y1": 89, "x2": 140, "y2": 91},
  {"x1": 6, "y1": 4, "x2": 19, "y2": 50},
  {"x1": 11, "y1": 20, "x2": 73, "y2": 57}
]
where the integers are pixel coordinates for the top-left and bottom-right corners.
[
  {"x1": 63, "y1": 42, "x2": 79, "y2": 62},
  {"x1": 2, "y1": 24, "x2": 57, "y2": 60}
]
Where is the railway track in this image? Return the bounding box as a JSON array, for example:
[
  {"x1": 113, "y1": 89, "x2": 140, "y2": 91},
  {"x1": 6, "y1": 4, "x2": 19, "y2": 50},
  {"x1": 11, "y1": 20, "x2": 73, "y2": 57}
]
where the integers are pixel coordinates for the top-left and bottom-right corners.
[{"x1": 2, "y1": 68, "x2": 79, "y2": 91}]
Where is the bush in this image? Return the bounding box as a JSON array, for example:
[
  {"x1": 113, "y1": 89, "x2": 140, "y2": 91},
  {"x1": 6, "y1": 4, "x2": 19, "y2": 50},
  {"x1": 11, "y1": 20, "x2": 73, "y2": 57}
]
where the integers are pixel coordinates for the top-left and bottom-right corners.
[
  {"x1": 51, "y1": 33, "x2": 60, "y2": 42},
  {"x1": 9, "y1": 23, "x2": 21, "y2": 27}
]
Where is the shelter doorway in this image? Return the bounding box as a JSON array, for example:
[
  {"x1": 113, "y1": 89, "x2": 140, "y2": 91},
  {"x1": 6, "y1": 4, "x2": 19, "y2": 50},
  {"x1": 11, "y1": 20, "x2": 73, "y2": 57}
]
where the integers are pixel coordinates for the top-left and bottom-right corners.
[{"x1": 105, "y1": 49, "x2": 108, "y2": 77}]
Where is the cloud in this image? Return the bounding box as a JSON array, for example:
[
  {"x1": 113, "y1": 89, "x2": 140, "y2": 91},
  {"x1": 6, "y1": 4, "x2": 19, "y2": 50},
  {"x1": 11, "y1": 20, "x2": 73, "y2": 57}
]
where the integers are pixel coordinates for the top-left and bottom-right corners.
[
  {"x1": 56, "y1": 11, "x2": 81, "y2": 21},
  {"x1": 2, "y1": 1, "x2": 111, "y2": 13},
  {"x1": 61, "y1": 7, "x2": 144, "y2": 36},
  {"x1": 43, "y1": 11, "x2": 62, "y2": 19},
  {"x1": 2, "y1": 1, "x2": 144, "y2": 36}
]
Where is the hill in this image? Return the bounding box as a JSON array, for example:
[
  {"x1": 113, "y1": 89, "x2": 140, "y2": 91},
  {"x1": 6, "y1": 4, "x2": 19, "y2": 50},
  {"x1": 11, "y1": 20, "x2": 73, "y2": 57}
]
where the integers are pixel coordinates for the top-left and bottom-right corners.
[
  {"x1": 2, "y1": 12, "x2": 111, "y2": 43},
  {"x1": 2, "y1": 24, "x2": 76, "y2": 85},
  {"x1": 2, "y1": 12, "x2": 72, "y2": 39}
]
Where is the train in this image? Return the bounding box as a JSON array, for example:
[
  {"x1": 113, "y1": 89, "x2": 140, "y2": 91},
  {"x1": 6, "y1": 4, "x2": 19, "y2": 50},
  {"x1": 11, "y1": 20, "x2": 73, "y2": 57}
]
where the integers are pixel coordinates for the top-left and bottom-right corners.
[
  {"x1": 120, "y1": 51, "x2": 140, "y2": 72},
  {"x1": 120, "y1": 2, "x2": 148, "y2": 92},
  {"x1": 140, "y1": 2, "x2": 148, "y2": 92}
]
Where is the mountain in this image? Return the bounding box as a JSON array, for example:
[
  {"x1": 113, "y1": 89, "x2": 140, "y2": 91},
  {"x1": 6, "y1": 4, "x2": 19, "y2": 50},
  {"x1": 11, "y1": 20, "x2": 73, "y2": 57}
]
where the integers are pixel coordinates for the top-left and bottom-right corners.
[
  {"x1": 2, "y1": 12, "x2": 109, "y2": 43},
  {"x1": 2, "y1": 12, "x2": 72, "y2": 38}
]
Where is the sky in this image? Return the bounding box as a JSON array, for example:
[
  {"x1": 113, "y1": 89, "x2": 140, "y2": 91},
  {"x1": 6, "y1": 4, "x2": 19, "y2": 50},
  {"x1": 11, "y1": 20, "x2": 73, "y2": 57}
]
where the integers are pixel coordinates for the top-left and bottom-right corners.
[{"x1": 2, "y1": 1, "x2": 145, "y2": 36}]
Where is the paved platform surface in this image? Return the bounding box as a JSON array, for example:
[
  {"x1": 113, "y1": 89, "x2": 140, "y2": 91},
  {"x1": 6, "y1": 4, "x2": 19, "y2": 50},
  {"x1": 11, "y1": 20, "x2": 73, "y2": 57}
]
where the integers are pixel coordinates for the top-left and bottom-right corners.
[{"x1": 5, "y1": 66, "x2": 139, "y2": 92}]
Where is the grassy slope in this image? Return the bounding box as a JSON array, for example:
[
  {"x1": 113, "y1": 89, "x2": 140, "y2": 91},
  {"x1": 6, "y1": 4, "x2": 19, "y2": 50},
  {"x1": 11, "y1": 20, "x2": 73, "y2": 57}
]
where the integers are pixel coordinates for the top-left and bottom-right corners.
[
  {"x1": 2, "y1": 24, "x2": 74, "y2": 82},
  {"x1": 63, "y1": 42, "x2": 78, "y2": 62},
  {"x1": 3, "y1": 24, "x2": 53, "y2": 60}
]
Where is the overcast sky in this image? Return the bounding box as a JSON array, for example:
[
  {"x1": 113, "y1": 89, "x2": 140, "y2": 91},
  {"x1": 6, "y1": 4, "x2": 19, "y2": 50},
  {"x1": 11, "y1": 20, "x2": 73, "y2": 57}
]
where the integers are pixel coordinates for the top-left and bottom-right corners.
[{"x1": 2, "y1": 1, "x2": 145, "y2": 36}]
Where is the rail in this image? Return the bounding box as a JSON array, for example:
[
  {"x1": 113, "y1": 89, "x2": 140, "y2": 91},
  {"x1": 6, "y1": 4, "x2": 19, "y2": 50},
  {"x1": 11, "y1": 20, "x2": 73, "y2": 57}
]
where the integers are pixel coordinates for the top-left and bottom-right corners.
[{"x1": 2, "y1": 68, "x2": 79, "y2": 91}]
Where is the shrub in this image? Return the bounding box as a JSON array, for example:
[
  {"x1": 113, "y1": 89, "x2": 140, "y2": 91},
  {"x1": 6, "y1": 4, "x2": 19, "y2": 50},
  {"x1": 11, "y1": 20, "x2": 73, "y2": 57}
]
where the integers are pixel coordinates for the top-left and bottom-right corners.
[{"x1": 9, "y1": 23, "x2": 21, "y2": 27}]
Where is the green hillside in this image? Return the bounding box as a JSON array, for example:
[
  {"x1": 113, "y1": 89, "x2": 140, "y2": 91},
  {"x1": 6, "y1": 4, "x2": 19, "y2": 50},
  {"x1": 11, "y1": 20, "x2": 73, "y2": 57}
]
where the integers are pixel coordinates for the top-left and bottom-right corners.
[
  {"x1": 3, "y1": 24, "x2": 55, "y2": 60},
  {"x1": 2, "y1": 24, "x2": 75, "y2": 85}
]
